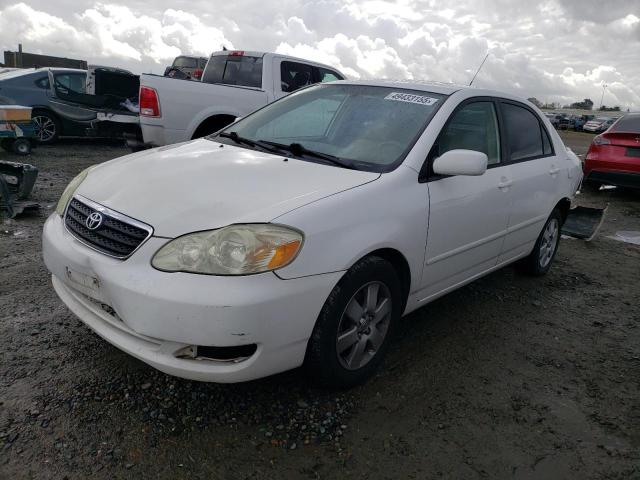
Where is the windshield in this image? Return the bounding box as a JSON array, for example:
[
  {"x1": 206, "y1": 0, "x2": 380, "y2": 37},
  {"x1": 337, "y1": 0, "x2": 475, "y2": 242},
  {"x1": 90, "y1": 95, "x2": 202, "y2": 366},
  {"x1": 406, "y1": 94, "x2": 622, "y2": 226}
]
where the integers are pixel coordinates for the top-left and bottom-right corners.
[
  {"x1": 173, "y1": 56, "x2": 198, "y2": 68},
  {"x1": 212, "y1": 84, "x2": 446, "y2": 171}
]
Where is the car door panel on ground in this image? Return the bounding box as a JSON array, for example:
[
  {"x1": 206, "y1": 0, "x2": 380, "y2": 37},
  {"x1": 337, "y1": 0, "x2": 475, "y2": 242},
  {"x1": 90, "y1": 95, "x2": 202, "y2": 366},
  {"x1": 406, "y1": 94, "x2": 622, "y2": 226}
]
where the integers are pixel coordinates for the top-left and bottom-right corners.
[
  {"x1": 420, "y1": 99, "x2": 513, "y2": 300},
  {"x1": 497, "y1": 100, "x2": 559, "y2": 263}
]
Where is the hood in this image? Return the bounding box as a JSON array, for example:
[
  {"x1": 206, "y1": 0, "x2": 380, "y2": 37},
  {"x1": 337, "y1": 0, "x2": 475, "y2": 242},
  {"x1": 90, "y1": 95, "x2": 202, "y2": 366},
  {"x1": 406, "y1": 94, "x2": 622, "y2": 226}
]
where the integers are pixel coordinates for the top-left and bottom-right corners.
[{"x1": 77, "y1": 139, "x2": 380, "y2": 237}]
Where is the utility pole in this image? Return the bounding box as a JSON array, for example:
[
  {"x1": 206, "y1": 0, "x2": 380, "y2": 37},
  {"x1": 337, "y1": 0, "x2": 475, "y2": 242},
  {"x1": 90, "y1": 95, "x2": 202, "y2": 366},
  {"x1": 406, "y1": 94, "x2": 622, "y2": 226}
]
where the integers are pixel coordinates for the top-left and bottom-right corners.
[
  {"x1": 599, "y1": 83, "x2": 608, "y2": 110},
  {"x1": 469, "y1": 53, "x2": 490, "y2": 86}
]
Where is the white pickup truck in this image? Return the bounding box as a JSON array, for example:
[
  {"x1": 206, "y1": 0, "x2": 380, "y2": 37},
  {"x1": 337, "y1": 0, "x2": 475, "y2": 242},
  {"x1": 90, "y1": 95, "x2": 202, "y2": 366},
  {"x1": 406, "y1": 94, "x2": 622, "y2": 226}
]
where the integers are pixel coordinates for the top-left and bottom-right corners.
[{"x1": 137, "y1": 50, "x2": 345, "y2": 147}]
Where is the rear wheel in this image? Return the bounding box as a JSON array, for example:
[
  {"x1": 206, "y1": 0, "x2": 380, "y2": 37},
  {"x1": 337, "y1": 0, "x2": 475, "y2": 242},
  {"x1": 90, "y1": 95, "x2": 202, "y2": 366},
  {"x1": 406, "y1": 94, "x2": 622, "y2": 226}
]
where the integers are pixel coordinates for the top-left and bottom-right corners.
[
  {"x1": 32, "y1": 110, "x2": 60, "y2": 144},
  {"x1": 305, "y1": 256, "x2": 402, "y2": 388},
  {"x1": 518, "y1": 209, "x2": 562, "y2": 276}
]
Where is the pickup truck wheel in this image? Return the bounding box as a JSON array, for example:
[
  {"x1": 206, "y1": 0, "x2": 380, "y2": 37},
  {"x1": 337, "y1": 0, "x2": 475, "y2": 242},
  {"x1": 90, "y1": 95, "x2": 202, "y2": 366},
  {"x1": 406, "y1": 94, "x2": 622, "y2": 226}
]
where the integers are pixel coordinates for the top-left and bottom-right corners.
[
  {"x1": 518, "y1": 208, "x2": 562, "y2": 276},
  {"x1": 305, "y1": 256, "x2": 402, "y2": 388},
  {"x1": 32, "y1": 110, "x2": 60, "y2": 144},
  {"x1": 11, "y1": 138, "x2": 31, "y2": 155}
]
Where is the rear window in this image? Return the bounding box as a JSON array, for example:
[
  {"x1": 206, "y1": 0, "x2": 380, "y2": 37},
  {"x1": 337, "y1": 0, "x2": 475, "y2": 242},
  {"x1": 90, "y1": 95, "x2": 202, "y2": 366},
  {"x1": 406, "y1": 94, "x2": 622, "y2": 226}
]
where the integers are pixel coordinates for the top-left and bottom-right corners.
[
  {"x1": 201, "y1": 55, "x2": 263, "y2": 88},
  {"x1": 611, "y1": 115, "x2": 640, "y2": 132},
  {"x1": 173, "y1": 56, "x2": 198, "y2": 68}
]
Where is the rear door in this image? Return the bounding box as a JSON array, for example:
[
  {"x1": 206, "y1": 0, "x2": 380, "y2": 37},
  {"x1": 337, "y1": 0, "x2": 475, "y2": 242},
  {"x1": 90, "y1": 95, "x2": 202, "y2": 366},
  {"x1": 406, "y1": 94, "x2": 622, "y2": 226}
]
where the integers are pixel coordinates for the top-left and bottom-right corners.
[
  {"x1": 497, "y1": 100, "x2": 559, "y2": 263},
  {"x1": 47, "y1": 70, "x2": 97, "y2": 122},
  {"x1": 420, "y1": 98, "x2": 512, "y2": 298}
]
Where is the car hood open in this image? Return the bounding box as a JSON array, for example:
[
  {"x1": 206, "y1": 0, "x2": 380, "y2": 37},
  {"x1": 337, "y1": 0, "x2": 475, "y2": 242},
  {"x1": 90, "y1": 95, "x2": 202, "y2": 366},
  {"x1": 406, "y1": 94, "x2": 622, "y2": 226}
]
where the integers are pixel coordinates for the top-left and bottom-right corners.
[{"x1": 76, "y1": 139, "x2": 380, "y2": 237}]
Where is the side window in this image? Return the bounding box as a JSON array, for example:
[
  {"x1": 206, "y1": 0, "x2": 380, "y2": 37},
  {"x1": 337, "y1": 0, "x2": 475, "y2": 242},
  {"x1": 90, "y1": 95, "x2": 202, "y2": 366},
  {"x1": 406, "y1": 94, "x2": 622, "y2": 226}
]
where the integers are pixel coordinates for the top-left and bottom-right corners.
[
  {"x1": 54, "y1": 73, "x2": 86, "y2": 94},
  {"x1": 280, "y1": 61, "x2": 314, "y2": 93},
  {"x1": 542, "y1": 127, "x2": 552, "y2": 155},
  {"x1": 34, "y1": 77, "x2": 50, "y2": 89},
  {"x1": 317, "y1": 67, "x2": 343, "y2": 83},
  {"x1": 438, "y1": 101, "x2": 501, "y2": 165},
  {"x1": 501, "y1": 103, "x2": 545, "y2": 161}
]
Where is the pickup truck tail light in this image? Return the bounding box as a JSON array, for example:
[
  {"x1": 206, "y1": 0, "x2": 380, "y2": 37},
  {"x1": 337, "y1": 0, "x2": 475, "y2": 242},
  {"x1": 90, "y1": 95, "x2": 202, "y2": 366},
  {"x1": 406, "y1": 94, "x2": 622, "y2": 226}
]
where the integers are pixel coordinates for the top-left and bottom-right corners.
[{"x1": 139, "y1": 86, "x2": 160, "y2": 117}]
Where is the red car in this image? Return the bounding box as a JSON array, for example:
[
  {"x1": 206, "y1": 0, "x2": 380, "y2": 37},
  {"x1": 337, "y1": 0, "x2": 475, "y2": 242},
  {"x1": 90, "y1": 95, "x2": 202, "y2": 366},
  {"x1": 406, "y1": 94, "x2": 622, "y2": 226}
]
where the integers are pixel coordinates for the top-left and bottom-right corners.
[{"x1": 583, "y1": 113, "x2": 640, "y2": 191}]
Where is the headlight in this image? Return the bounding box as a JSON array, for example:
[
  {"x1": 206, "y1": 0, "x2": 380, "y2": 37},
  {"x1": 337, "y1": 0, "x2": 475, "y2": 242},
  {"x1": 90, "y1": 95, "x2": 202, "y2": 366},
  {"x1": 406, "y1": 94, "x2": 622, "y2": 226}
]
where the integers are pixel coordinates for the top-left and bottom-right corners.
[
  {"x1": 55, "y1": 167, "x2": 92, "y2": 216},
  {"x1": 151, "y1": 224, "x2": 303, "y2": 275}
]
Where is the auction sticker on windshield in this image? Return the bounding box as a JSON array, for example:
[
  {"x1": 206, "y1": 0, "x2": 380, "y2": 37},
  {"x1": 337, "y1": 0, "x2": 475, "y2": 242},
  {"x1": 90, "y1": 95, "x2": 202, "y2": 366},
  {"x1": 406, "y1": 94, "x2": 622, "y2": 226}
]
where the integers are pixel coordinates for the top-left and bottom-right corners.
[{"x1": 384, "y1": 92, "x2": 439, "y2": 106}]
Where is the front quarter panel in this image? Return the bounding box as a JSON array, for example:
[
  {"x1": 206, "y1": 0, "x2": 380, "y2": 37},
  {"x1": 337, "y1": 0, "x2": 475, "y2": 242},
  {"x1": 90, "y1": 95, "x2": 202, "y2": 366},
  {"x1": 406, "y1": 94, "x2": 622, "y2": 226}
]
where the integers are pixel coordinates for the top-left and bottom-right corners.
[{"x1": 273, "y1": 165, "x2": 428, "y2": 293}]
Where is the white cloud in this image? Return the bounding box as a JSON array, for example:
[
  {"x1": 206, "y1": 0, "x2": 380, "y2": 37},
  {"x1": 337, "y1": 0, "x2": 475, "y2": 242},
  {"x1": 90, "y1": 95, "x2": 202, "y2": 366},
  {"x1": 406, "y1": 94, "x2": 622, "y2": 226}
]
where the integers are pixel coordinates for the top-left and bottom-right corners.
[{"x1": 0, "y1": 0, "x2": 638, "y2": 109}]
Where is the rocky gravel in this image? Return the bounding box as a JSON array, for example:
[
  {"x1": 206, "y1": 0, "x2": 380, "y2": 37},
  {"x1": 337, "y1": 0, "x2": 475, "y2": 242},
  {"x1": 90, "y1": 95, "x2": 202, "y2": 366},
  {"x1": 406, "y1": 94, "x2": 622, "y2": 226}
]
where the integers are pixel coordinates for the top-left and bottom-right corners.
[{"x1": 1, "y1": 133, "x2": 639, "y2": 479}]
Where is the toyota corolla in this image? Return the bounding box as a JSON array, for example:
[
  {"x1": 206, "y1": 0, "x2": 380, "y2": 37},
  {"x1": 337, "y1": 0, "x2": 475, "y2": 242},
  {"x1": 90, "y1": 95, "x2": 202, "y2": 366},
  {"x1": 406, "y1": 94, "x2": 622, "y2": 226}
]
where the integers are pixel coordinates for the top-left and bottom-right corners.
[{"x1": 42, "y1": 81, "x2": 582, "y2": 387}]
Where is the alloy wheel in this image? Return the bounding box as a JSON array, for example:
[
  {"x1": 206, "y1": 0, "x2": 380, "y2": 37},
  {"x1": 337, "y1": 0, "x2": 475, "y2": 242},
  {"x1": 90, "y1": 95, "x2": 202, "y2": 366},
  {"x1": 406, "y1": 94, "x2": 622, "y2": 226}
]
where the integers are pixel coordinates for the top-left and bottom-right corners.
[
  {"x1": 32, "y1": 115, "x2": 56, "y2": 142},
  {"x1": 336, "y1": 281, "x2": 392, "y2": 370},
  {"x1": 539, "y1": 218, "x2": 559, "y2": 268}
]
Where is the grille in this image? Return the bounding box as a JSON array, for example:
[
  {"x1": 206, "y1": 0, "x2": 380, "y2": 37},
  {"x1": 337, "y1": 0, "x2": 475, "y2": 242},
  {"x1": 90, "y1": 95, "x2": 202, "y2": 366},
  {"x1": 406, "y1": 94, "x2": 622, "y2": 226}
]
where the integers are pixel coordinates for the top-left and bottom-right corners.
[{"x1": 64, "y1": 197, "x2": 152, "y2": 259}]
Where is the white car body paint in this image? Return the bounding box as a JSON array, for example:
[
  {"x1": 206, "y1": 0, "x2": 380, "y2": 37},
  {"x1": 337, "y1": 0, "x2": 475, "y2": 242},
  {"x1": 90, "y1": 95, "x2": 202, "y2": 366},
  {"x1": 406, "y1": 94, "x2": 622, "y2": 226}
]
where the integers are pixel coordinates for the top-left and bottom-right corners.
[{"x1": 42, "y1": 80, "x2": 583, "y2": 383}]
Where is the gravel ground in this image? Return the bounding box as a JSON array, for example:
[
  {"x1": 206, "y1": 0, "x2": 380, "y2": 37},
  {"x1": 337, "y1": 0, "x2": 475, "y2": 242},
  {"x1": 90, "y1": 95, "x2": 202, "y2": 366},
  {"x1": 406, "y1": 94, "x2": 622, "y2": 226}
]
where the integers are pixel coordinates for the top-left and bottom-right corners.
[{"x1": 1, "y1": 133, "x2": 639, "y2": 479}]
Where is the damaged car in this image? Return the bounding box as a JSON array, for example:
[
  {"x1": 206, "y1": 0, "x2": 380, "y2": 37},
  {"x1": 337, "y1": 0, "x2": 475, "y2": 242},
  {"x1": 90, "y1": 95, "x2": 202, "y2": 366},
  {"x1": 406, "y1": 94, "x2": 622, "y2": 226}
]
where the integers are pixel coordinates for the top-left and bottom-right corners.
[
  {"x1": 42, "y1": 81, "x2": 583, "y2": 387},
  {"x1": 0, "y1": 66, "x2": 140, "y2": 144}
]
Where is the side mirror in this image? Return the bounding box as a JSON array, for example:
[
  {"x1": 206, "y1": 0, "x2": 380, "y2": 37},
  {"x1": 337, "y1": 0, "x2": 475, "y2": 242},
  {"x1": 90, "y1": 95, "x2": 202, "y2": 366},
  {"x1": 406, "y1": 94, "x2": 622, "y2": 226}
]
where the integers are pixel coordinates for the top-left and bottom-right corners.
[{"x1": 432, "y1": 149, "x2": 488, "y2": 176}]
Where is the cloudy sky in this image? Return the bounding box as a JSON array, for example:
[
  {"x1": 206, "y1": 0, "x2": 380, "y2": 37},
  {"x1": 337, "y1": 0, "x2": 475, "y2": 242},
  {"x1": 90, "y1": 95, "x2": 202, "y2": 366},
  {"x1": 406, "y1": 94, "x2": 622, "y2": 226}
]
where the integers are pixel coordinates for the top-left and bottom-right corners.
[{"x1": 1, "y1": 0, "x2": 639, "y2": 109}]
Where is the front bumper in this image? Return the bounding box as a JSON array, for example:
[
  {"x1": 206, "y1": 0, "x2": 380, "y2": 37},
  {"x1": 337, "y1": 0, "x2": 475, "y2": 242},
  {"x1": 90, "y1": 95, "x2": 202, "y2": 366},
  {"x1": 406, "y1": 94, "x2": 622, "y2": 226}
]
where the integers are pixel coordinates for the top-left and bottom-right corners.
[{"x1": 42, "y1": 214, "x2": 343, "y2": 382}]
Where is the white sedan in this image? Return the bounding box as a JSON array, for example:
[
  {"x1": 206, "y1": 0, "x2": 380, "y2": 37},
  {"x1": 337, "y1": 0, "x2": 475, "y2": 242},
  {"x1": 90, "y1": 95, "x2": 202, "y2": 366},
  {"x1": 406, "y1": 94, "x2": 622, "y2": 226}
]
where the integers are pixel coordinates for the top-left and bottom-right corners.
[{"x1": 42, "y1": 80, "x2": 582, "y2": 387}]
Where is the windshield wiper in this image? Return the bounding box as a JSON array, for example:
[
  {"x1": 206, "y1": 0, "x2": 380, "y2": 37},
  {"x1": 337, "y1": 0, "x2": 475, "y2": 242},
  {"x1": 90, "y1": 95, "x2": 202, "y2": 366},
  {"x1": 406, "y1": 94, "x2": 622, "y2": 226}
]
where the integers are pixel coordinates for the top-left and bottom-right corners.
[
  {"x1": 218, "y1": 131, "x2": 281, "y2": 154},
  {"x1": 257, "y1": 140, "x2": 355, "y2": 169}
]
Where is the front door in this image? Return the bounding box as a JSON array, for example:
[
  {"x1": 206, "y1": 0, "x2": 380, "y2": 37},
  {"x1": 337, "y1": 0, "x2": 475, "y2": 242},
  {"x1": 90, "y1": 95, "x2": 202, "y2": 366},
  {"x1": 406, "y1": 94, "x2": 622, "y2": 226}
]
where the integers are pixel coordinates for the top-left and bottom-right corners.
[{"x1": 419, "y1": 99, "x2": 512, "y2": 301}]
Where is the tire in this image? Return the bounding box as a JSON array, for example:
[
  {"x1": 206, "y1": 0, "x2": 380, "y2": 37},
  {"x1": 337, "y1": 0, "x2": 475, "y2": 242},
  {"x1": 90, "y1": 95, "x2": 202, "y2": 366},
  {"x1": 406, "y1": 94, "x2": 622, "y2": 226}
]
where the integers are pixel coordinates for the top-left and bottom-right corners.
[
  {"x1": 305, "y1": 256, "x2": 402, "y2": 388},
  {"x1": 518, "y1": 208, "x2": 562, "y2": 276},
  {"x1": 11, "y1": 138, "x2": 31, "y2": 155},
  {"x1": 32, "y1": 110, "x2": 60, "y2": 144}
]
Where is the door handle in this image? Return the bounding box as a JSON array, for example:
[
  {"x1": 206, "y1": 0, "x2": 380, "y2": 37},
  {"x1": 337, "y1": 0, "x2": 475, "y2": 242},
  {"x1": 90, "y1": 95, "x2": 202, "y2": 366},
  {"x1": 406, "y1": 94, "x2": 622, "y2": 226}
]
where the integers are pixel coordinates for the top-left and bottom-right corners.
[
  {"x1": 498, "y1": 179, "x2": 513, "y2": 190},
  {"x1": 549, "y1": 166, "x2": 560, "y2": 175}
]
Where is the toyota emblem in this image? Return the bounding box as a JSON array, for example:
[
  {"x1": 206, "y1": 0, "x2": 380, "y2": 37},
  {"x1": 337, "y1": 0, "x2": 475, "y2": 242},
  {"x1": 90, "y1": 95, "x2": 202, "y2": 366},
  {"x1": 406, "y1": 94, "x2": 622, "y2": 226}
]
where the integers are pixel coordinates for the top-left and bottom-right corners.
[{"x1": 86, "y1": 212, "x2": 103, "y2": 230}]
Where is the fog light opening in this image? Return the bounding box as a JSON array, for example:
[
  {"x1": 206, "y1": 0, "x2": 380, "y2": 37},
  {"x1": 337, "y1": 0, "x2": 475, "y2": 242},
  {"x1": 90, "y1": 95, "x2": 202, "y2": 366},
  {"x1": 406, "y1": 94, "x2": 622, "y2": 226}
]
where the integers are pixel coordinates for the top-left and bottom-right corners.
[{"x1": 174, "y1": 344, "x2": 257, "y2": 363}]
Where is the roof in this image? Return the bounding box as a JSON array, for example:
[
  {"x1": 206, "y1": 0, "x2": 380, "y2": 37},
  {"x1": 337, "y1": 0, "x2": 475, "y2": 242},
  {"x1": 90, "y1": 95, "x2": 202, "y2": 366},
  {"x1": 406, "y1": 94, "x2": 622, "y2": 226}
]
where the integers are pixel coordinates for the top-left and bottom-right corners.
[
  {"x1": 335, "y1": 79, "x2": 464, "y2": 95},
  {"x1": 0, "y1": 67, "x2": 86, "y2": 81}
]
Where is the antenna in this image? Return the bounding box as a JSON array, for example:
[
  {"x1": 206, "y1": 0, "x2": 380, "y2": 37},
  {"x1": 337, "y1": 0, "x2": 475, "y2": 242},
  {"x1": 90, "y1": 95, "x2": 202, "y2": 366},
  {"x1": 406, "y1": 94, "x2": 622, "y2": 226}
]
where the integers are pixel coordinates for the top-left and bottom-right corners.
[{"x1": 469, "y1": 52, "x2": 490, "y2": 86}]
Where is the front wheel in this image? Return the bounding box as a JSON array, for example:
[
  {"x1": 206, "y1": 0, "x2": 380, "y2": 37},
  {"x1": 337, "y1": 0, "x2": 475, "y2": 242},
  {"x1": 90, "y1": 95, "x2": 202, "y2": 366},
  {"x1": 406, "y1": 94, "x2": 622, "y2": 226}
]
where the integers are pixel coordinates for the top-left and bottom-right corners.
[
  {"x1": 305, "y1": 256, "x2": 402, "y2": 388},
  {"x1": 518, "y1": 209, "x2": 562, "y2": 276}
]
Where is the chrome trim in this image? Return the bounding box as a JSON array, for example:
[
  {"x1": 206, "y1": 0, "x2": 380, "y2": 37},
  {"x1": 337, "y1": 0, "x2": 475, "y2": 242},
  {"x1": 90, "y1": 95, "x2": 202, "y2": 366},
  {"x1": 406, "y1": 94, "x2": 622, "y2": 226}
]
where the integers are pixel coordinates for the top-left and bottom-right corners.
[{"x1": 64, "y1": 194, "x2": 154, "y2": 260}]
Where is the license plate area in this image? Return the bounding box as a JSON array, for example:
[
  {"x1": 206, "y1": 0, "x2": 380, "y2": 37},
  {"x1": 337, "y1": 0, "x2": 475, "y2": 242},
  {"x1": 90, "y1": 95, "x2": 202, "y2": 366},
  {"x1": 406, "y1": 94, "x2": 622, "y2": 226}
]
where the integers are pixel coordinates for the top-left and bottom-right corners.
[
  {"x1": 626, "y1": 147, "x2": 640, "y2": 158},
  {"x1": 64, "y1": 266, "x2": 106, "y2": 302}
]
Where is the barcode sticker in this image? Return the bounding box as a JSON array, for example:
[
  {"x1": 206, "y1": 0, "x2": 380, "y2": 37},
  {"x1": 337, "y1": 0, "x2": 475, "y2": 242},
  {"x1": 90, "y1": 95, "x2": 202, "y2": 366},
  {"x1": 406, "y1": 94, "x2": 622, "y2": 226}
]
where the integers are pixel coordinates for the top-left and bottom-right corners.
[{"x1": 384, "y1": 92, "x2": 439, "y2": 106}]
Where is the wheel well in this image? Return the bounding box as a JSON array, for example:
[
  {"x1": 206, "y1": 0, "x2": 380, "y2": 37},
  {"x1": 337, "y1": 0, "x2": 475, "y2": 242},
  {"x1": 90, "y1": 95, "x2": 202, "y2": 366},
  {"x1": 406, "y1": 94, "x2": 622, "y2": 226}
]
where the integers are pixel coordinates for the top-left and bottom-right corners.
[
  {"x1": 363, "y1": 248, "x2": 411, "y2": 312},
  {"x1": 191, "y1": 114, "x2": 236, "y2": 139},
  {"x1": 555, "y1": 198, "x2": 571, "y2": 224}
]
